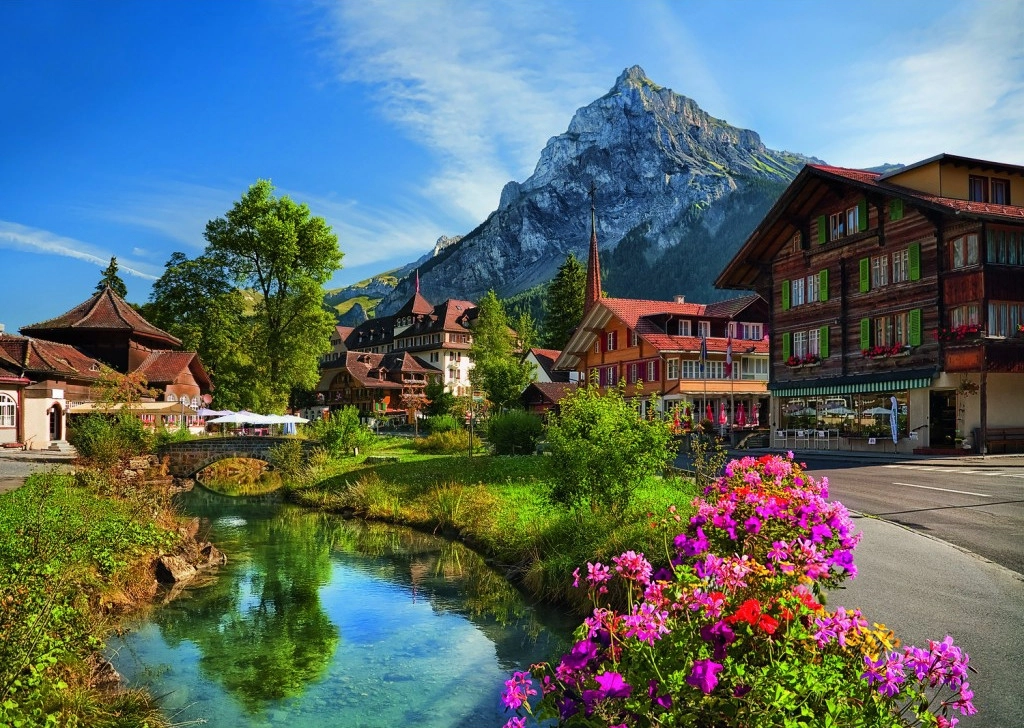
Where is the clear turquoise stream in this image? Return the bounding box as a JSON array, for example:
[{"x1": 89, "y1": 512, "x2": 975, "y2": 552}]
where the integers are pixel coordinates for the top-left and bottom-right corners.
[{"x1": 107, "y1": 487, "x2": 575, "y2": 727}]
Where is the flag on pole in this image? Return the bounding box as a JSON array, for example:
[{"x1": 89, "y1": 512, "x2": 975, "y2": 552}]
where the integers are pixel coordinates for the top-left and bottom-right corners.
[
  {"x1": 724, "y1": 335, "x2": 733, "y2": 378},
  {"x1": 699, "y1": 336, "x2": 707, "y2": 374}
]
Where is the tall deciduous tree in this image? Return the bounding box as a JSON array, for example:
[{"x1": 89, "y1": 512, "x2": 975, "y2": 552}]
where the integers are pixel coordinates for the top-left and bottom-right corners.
[
  {"x1": 203, "y1": 180, "x2": 342, "y2": 411},
  {"x1": 542, "y1": 253, "x2": 586, "y2": 349},
  {"x1": 470, "y1": 290, "x2": 534, "y2": 411},
  {"x1": 148, "y1": 180, "x2": 342, "y2": 412},
  {"x1": 96, "y1": 256, "x2": 128, "y2": 298},
  {"x1": 145, "y1": 252, "x2": 255, "y2": 410}
]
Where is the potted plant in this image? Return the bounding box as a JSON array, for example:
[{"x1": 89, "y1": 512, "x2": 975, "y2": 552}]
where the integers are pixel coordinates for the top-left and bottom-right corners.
[{"x1": 784, "y1": 355, "x2": 802, "y2": 369}]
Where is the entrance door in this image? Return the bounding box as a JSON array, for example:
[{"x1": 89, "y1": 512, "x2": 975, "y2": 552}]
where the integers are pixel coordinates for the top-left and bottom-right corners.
[
  {"x1": 49, "y1": 404, "x2": 62, "y2": 441},
  {"x1": 928, "y1": 390, "x2": 956, "y2": 448}
]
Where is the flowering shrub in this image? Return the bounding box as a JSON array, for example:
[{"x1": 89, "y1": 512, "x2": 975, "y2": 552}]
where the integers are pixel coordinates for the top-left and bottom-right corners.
[
  {"x1": 501, "y1": 454, "x2": 975, "y2": 727},
  {"x1": 862, "y1": 343, "x2": 908, "y2": 358},
  {"x1": 934, "y1": 324, "x2": 982, "y2": 342}
]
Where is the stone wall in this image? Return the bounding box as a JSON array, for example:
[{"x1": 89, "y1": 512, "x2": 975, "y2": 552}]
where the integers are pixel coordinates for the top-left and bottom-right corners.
[{"x1": 156, "y1": 436, "x2": 321, "y2": 477}]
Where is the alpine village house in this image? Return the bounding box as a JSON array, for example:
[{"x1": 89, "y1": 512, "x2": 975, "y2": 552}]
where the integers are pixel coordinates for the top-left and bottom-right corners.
[
  {"x1": 716, "y1": 153, "x2": 1024, "y2": 454},
  {"x1": 554, "y1": 203, "x2": 772, "y2": 432},
  {"x1": 1, "y1": 287, "x2": 211, "y2": 450},
  {"x1": 313, "y1": 281, "x2": 477, "y2": 420}
]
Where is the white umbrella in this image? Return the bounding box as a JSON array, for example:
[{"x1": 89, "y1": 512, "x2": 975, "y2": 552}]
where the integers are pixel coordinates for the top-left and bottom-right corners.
[
  {"x1": 862, "y1": 407, "x2": 892, "y2": 416},
  {"x1": 209, "y1": 412, "x2": 275, "y2": 425},
  {"x1": 278, "y1": 414, "x2": 309, "y2": 424}
]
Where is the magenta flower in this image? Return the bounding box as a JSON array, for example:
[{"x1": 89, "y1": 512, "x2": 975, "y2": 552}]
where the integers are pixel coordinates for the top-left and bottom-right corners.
[
  {"x1": 613, "y1": 550, "x2": 653, "y2": 584},
  {"x1": 594, "y1": 670, "x2": 632, "y2": 699},
  {"x1": 560, "y1": 639, "x2": 599, "y2": 671},
  {"x1": 502, "y1": 718, "x2": 526, "y2": 728},
  {"x1": 699, "y1": 619, "x2": 736, "y2": 660},
  {"x1": 686, "y1": 659, "x2": 723, "y2": 694},
  {"x1": 501, "y1": 671, "x2": 537, "y2": 710}
]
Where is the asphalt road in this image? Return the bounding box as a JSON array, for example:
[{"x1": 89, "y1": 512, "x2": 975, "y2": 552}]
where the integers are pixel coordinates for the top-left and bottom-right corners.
[{"x1": 799, "y1": 456, "x2": 1024, "y2": 576}]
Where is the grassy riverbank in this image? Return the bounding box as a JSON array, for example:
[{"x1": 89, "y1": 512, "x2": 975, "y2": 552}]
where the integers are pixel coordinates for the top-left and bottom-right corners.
[
  {"x1": 285, "y1": 444, "x2": 700, "y2": 608},
  {"x1": 0, "y1": 469, "x2": 185, "y2": 728}
]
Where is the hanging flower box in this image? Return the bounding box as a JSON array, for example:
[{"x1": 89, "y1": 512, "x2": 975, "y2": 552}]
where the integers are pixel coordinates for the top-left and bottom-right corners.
[
  {"x1": 784, "y1": 355, "x2": 802, "y2": 369},
  {"x1": 861, "y1": 344, "x2": 910, "y2": 359},
  {"x1": 934, "y1": 324, "x2": 983, "y2": 342}
]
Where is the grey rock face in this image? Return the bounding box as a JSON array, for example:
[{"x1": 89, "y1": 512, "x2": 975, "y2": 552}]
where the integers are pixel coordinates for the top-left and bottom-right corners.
[{"x1": 373, "y1": 65, "x2": 818, "y2": 314}]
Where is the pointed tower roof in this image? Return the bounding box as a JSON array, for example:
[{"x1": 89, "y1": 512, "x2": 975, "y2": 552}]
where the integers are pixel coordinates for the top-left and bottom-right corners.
[
  {"x1": 20, "y1": 286, "x2": 181, "y2": 348},
  {"x1": 395, "y1": 288, "x2": 434, "y2": 318},
  {"x1": 584, "y1": 185, "x2": 602, "y2": 314}
]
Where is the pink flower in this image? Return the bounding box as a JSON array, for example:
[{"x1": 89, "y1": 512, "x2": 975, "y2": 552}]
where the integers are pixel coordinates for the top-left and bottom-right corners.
[{"x1": 685, "y1": 659, "x2": 723, "y2": 694}]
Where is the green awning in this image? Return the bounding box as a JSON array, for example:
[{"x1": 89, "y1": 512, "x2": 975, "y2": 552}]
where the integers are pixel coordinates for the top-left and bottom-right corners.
[{"x1": 769, "y1": 369, "x2": 935, "y2": 398}]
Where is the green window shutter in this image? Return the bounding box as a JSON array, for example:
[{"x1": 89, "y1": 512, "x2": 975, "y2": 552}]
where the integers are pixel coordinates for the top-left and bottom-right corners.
[
  {"x1": 782, "y1": 332, "x2": 791, "y2": 361},
  {"x1": 819, "y1": 269, "x2": 829, "y2": 301},
  {"x1": 889, "y1": 198, "x2": 904, "y2": 221},
  {"x1": 858, "y1": 199, "x2": 868, "y2": 231},
  {"x1": 909, "y1": 309, "x2": 922, "y2": 346},
  {"x1": 860, "y1": 318, "x2": 871, "y2": 350},
  {"x1": 909, "y1": 242, "x2": 921, "y2": 281},
  {"x1": 781, "y1": 280, "x2": 790, "y2": 311},
  {"x1": 820, "y1": 326, "x2": 830, "y2": 358},
  {"x1": 859, "y1": 258, "x2": 870, "y2": 292},
  {"x1": 817, "y1": 215, "x2": 827, "y2": 244}
]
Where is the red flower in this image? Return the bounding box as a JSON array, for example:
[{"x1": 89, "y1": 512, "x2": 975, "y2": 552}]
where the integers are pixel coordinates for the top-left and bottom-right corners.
[{"x1": 726, "y1": 598, "x2": 763, "y2": 627}]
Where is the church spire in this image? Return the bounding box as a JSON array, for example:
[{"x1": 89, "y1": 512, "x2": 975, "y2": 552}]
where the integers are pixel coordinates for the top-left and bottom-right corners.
[{"x1": 585, "y1": 182, "x2": 602, "y2": 314}]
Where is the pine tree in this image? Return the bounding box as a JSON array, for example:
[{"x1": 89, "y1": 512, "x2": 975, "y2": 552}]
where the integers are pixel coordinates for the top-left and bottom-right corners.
[
  {"x1": 542, "y1": 253, "x2": 586, "y2": 349},
  {"x1": 96, "y1": 256, "x2": 128, "y2": 298}
]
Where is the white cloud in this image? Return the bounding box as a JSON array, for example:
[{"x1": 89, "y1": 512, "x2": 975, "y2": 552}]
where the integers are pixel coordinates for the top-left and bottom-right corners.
[
  {"x1": 0, "y1": 220, "x2": 158, "y2": 280},
  {"x1": 827, "y1": 0, "x2": 1024, "y2": 167},
  {"x1": 316, "y1": 0, "x2": 609, "y2": 221}
]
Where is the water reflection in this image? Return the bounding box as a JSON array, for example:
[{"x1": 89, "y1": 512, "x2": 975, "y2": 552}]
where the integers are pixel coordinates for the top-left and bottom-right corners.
[
  {"x1": 197, "y1": 458, "x2": 283, "y2": 496},
  {"x1": 109, "y1": 488, "x2": 574, "y2": 727}
]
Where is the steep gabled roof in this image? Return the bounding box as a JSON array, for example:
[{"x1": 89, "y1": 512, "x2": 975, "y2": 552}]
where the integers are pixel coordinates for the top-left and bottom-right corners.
[
  {"x1": 134, "y1": 350, "x2": 212, "y2": 390},
  {"x1": 394, "y1": 291, "x2": 435, "y2": 317},
  {"x1": 717, "y1": 159, "x2": 1024, "y2": 291},
  {"x1": 20, "y1": 286, "x2": 181, "y2": 347}
]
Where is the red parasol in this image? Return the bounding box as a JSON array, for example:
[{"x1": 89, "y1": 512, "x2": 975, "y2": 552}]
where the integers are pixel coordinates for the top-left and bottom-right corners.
[
  {"x1": 737, "y1": 402, "x2": 746, "y2": 427},
  {"x1": 753, "y1": 403, "x2": 760, "y2": 426},
  {"x1": 719, "y1": 402, "x2": 728, "y2": 426},
  {"x1": 706, "y1": 403, "x2": 713, "y2": 422},
  {"x1": 684, "y1": 405, "x2": 692, "y2": 430}
]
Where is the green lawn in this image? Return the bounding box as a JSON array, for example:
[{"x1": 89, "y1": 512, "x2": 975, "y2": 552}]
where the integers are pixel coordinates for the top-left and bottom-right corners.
[{"x1": 286, "y1": 443, "x2": 699, "y2": 608}]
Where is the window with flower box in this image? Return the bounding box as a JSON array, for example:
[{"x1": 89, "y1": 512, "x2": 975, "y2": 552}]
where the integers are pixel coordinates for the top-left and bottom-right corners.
[
  {"x1": 950, "y1": 304, "x2": 980, "y2": 329},
  {"x1": 860, "y1": 310, "x2": 921, "y2": 353}
]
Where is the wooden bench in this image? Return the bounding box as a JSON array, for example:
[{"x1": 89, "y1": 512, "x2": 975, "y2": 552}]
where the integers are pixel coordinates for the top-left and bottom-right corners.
[
  {"x1": 975, "y1": 427, "x2": 1024, "y2": 454},
  {"x1": 2, "y1": 442, "x2": 27, "y2": 451}
]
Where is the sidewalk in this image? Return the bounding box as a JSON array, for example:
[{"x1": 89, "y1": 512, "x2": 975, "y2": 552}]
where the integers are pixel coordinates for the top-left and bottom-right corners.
[
  {"x1": 0, "y1": 449, "x2": 76, "y2": 494},
  {"x1": 737, "y1": 445, "x2": 1024, "y2": 469}
]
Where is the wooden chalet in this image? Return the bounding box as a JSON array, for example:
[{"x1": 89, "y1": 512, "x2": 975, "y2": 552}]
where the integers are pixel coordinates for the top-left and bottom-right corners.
[
  {"x1": 3, "y1": 287, "x2": 212, "y2": 449},
  {"x1": 521, "y1": 381, "x2": 577, "y2": 416},
  {"x1": 316, "y1": 350, "x2": 436, "y2": 418},
  {"x1": 717, "y1": 153, "x2": 1024, "y2": 454}
]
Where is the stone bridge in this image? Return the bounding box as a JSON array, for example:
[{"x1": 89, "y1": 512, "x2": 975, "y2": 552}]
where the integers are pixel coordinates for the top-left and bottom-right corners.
[{"x1": 156, "y1": 436, "x2": 322, "y2": 477}]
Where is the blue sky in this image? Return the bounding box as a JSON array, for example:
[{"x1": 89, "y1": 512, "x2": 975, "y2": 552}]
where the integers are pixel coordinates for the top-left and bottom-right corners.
[{"x1": 2, "y1": 0, "x2": 1022, "y2": 331}]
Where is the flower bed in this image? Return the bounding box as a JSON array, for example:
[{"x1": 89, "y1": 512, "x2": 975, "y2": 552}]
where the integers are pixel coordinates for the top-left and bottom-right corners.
[
  {"x1": 862, "y1": 344, "x2": 910, "y2": 359},
  {"x1": 500, "y1": 454, "x2": 975, "y2": 727}
]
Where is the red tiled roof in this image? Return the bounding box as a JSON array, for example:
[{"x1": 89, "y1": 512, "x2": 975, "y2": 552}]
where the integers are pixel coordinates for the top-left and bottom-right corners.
[
  {"x1": 337, "y1": 350, "x2": 439, "y2": 389},
  {"x1": 345, "y1": 297, "x2": 476, "y2": 351},
  {"x1": 0, "y1": 334, "x2": 105, "y2": 380},
  {"x1": 395, "y1": 291, "x2": 435, "y2": 317},
  {"x1": 21, "y1": 286, "x2": 181, "y2": 346},
  {"x1": 600, "y1": 298, "x2": 708, "y2": 328},
  {"x1": 134, "y1": 350, "x2": 212, "y2": 390},
  {"x1": 524, "y1": 381, "x2": 577, "y2": 405},
  {"x1": 809, "y1": 164, "x2": 1024, "y2": 221}
]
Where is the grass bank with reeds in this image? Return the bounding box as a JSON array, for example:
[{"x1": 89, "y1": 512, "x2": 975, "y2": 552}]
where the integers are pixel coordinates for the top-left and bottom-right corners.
[
  {"x1": 0, "y1": 468, "x2": 191, "y2": 728},
  {"x1": 285, "y1": 441, "x2": 700, "y2": 609}
]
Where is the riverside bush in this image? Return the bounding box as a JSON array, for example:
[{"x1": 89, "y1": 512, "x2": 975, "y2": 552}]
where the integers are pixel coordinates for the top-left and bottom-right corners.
[
  {"x1": 500, "y1": 454, "x2": 976, "y2": 728},
  {"x1": 426, "y1": 414, "x2": 460, "y2": 434},
  {"x1": 412, "y1": 429, "x2": 470, "y2": 454},
  {"x1": 306, "y1": 406, "x2": 375, "y2": 456},
  {"x1": 487, "y1": 410, "x2": 544, "y2": 455},
  {"x1": 68, "y1": 413, "x2": 151, "y2": 465},
  {"x1": 546, "y1": 383, "x2": 674, "y2": 512},
  {"x1": 0, "y1": 471, "x2": 177, "y2": 727}
]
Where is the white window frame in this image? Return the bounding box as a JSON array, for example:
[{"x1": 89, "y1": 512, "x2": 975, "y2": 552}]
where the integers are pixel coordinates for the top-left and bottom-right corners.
[
  {"x1": 741, "y1": 357, "x2": 768, "y2": 381},
  {"x1": 606, "y1": 331, "x2": 617, "y2": 351},
  {"x1": 697, "y1": 320, "x2": 711, "y2": 338},
  {"x1": 808, "y1": 328, "x2": 820, "y2": 356},
  {"x1": 871, "y1": 254, "x2": 888, "y2": 288},
  {"x1": 646, "y1": 359, "x2": 657, "y2": 382},
  {"x1": 630, "y1": 330, "x2": 639, "y2": 347},
  {"x1": 0, "y1": 394, "x2": 15, "y2": 428},
  {"x1": 793, "y1": 330, "x2": 808, "y2": 358},
  {"x1": 666, "y1": 358, "x2": 679, "y2": 380},
  {"x1": 677, "y1": 320, "x2": 691, "y2": 336},
  {"x1": 892, "y1": 248, "x2": 909, "y2": 283},
  {"x1": 791, "y1": 278, "x2": 805, "y2": 307},
  {"x1": 740, "y1": 322, "x2": 763, "y2": 341},
  {"x1": 806, "y1": 273, "x2": 820, "y2": 303}
]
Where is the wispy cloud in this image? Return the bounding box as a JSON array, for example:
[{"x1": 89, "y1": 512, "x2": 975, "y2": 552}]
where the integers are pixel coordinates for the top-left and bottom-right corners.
[
  {"x1": 0, "y1": 220, "x2": 158, "y2": 280},
  {"x1": 828, "y1": 0, "x2": 1024, "y2": 166},
  {"x1": 316, "y1": 0, "x2": 609, "y2": 222}
]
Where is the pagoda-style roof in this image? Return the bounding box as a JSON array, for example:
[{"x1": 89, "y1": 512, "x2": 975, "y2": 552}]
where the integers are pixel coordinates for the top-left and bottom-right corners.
[{"x1": 21, "y1": 286, "x2": 181, "y2": 348}]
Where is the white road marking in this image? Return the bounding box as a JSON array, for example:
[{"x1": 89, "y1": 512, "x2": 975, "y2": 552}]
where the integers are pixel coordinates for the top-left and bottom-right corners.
[{"x1": 891, "y1": 481, "x2": 991, "y2": 497}]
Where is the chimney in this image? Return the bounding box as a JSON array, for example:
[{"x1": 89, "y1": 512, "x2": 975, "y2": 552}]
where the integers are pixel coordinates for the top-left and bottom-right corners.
[{"x1": 673, "y1": 295, "x2": 686, "y2": 304}]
